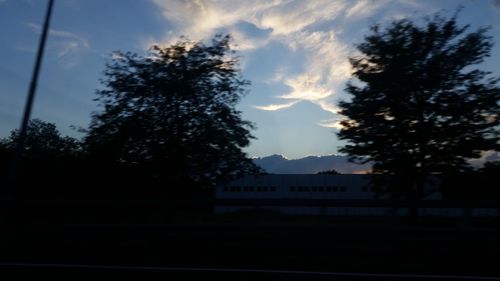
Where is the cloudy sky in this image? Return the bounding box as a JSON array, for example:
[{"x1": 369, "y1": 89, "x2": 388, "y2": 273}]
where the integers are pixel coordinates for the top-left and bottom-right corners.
[{"x1": 1, "y1": 0, "x2": 499, "y2": 159}]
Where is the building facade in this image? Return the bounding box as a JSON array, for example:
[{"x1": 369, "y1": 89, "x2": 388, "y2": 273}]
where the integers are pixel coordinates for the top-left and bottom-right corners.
[{"x1": 215, "y1": 174, "x2": 499, "y2": 217}]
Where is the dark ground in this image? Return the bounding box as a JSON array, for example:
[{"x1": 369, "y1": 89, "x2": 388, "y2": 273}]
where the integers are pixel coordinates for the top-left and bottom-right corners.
[{"x1": 1, "y1": 210, "x2": 500, "y2": 278}]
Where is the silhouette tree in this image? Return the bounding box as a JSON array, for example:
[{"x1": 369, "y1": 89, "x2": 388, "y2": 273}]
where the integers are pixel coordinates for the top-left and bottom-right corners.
[
  {"x1": 337, "y1": 13, "x2": 500, "y2": 210},
  {"x1": 85, "y1": 35, "x2": 258, "y2": 193},
  {"x1": 1, "y1": 119, "x2": 80, "y2": 160},
  {"x1": 0, "y1": 119, "x2": 81, "y2": 197},
  {"x1": 317, "y1": 169, "x2": 341, "y2": 175}
]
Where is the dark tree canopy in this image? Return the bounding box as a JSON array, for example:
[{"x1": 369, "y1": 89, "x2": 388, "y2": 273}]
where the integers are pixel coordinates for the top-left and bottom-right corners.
[
  {"x1": 316, "y1": 169, "x2": 341, "y2": 175},
  {"x1": 0, "y1": 118, "x2": 80, "y2": 160},
  {"x1": 338, "y1": 13, "x2": 500, "y2": 197},
  {"x1": 0, "y1": 119, "x2": 81, "y2": 198},
  {"x1": 85, "y1": 35, "x2": 258, "y2": 188}
]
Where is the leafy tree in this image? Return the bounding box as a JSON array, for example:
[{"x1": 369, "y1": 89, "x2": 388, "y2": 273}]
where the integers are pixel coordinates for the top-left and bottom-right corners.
[
  {"x1": 0, "y1": 118, "x2": 80, "y2": 160},
  {"x1": 337, "y1": 13, "x2": 500, "y2": 202},
  {"x1": 85, "y1": 35, "x2": 258, "y2": 191},
  {"x1": 0, "y1": 119, "x2": 81, "y2": 197}
]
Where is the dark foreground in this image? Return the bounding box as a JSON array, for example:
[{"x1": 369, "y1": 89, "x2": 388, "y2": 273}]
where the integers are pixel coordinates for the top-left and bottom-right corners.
[
  {"x1": 2, "y1": 264, "x2": 500, "y2": 280},
  {"x1": 1, "y1": 218, "x2": 500, "y2": 279}
]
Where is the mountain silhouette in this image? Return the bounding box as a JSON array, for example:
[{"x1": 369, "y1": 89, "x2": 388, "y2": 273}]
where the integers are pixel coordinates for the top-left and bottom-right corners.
[{"x1": 253, "y1": 154, "x2": 371, "y2": 174}]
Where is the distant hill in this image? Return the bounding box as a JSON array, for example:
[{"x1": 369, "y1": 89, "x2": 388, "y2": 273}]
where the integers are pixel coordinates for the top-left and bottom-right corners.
[{"x1": 253, "y1": 154, "x2": 371, "y2": 174}]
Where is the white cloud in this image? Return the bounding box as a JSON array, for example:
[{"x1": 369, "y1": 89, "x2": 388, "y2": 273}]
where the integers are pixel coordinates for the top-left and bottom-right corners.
[
  {"x1": 57, "y1": 41, "x2": 79, "y2": 58},
  {"x1": 228, "y1": 27, "x2": 271, "y2": 51},
  {"x1": 27, "y1": 23, "x2": 90, "y2": 48},
  {"x1": 26, "y1": 23, "x2": 89, "y2": 67},
  {"x1": 266, "y1": 66, "x2": 287, "y2": 84},
  {"x1": 111, "y1": 51, "x2": 126, "y2": 60},
  {"x1": 256, "y1": 1, "x2": 348, "y2": 36},
  {"x1": 151, "y1": 0, "x2": 281, "y2": 44},
  {"x1": 316, "y1": 99, "x2": 340, "y2": 115},
  {"x1": 318, "y1": 118, "x2": 342, "y2": 129},
  {"x1": 344, "y1": 0, "x2": 390, "y2": 19},
  {"x1": 280, "y1": 74, "x2": 333, "y2": 101},
  {"x1": 150, "y1": 0, "x2": 420, "y2": 127},
  {"x1": 254, "y1": 100, "x2": 300, "y2": 111},
  {"x1": 316, "y1": 100, "x2": 343, "y2": 129}
]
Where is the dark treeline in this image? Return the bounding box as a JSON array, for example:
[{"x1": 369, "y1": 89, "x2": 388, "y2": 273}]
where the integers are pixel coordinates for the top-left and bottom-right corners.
[
  {"x1": 1, "y1": 119, "x2": 84, "y2": 198},
  {"x1": 441, "y1": 161, "x2": 500, "y2": 200},
  {"x1": 1, "y1": 35, "x2": 259, "y2": 204}
]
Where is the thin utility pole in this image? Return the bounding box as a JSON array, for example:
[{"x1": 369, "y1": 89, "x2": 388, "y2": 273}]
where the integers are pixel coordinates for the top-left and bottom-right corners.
[{"x1": 10, "y1": 0, "x2": 55, "y2": 187}]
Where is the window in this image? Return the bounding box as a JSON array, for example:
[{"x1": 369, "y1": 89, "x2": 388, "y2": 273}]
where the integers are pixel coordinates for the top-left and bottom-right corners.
[
  {"x1": 243, "y1": 186, "x2": 250, "y2": 191},
  {"x1": 326, "y1": 186, "x2": 332, "y2": 192},
  {"x1": 312, "y1": 186, "x2": 318, "y2": 192},
  {"x1": 249, "y1": 186, "x2": 254, "y2": 192},
  {"x1": 333, "y1": 186, "x2": 338, "y2": 192},
  {"x1": 223, "y1": 186, "x2": 229, "y2": 192},
  {"x1": 340, "y1": 186, "x2": 346, "y2": 192},
  {"x1": 263, "y1": 186, "x2": 268, "y2": 192},
  {"x1": 270, "y1": 186, "x2": 276, "y2": 192},
  {"x1": 298, "y1": 186, "x2": 304, "y2": 192},
  {"x1": 318, "y1": 186, "x2": 324, "y2": 192},
  {"x1": 304, "y1": 186, "x2": 310, "y2": 192},
  {"x1": 290, "y1": 186, "x2": 296, "y2": 192},
  {"x1": 362, "y1": 186, "x2": 368, "y2": 192}
]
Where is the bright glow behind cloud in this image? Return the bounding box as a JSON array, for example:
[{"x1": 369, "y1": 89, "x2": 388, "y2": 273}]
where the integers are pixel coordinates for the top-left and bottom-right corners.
[{"x1": 150, "y1": 0, "x2": 419, "y2": 128}]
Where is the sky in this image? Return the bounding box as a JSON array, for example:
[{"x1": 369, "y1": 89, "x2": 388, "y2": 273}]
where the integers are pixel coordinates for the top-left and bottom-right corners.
[{"x1": 1, "y1": 0, "x2": 499, "y2": 159}]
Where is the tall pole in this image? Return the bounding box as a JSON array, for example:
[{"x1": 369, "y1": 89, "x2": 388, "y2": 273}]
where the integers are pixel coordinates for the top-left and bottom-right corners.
[{"x1": 10, "y1": 0, "x2": 54, "y2": 187}]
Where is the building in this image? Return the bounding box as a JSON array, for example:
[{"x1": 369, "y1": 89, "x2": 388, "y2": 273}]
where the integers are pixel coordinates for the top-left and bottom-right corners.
[{"x1": 215, "y1": 174, "x2": 499, "y2": 217}]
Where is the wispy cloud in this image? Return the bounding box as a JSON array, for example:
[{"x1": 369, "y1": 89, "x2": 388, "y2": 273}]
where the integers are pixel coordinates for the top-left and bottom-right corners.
[
  {"x1": 316, "y1": 100, "x2": 340, "y2": 115},
  {"x1": 266, "y1": 66, "x2": 288, "y2": 84},
  {"x1": 111, "y1": 51, "x2": 126, "y2": 60},
  {"x1": 254, "y1": 100, "x2": 299, "y2": 111},
  {"x1": 318, "y1": 118, "x2": 342, "y2": 129},
  {"x1": 316, "y1": 100, "x2": 342, "y2": 129},
  {"x1": 150, "y1": 0, "x2": 428, "y2": 127},
  {"x1": 280, "y1": 75, "x2": 332, "y2": 101},
  {"x1": 26, "y1": 23, "x2": 89, "y2": 67},
  {"x1": 26, "y1": 23, "x2": 89, "y2": 47},
  {"x1": 344, "y1": 0, "x2": 390, "y2": 19}
]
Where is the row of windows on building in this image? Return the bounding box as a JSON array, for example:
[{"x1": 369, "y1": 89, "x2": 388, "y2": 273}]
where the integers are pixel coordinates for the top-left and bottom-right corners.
[
  {"x1": 290, "y1": 186, "x2": 347, "y2": 192},
  {"x1": 223, "y1": 185, "x2": 354, "y2": 192},
  {"x1": 223, "y1": 186, "x2": 277, "y2": 192}
]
